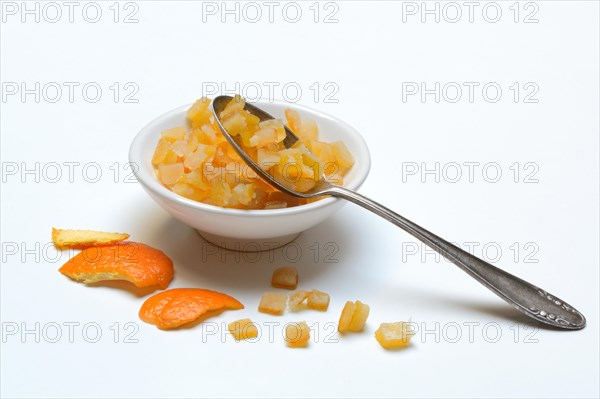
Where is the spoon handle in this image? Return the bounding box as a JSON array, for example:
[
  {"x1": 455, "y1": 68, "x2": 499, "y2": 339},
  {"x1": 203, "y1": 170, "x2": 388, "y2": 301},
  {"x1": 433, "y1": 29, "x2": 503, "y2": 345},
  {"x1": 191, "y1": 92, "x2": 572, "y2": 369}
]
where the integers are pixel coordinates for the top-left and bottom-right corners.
[{"x1": 327, "y1": 185, "x2": 586, "y2": 330}]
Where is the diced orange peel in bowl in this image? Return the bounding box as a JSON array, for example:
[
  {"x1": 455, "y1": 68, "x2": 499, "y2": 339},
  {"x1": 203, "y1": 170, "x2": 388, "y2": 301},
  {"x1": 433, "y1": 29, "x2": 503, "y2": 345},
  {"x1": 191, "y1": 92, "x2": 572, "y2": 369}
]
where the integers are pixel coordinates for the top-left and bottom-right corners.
[
  {"x1": 59, "y1": 242, "x2": 174, "y2": 290},
  {"x1": 52, "y1": 228, "x2": 129, "y2": 248},
  {"x1": 139, "y1": 288, "x2": 244, "y2": 330},
  {"x1": 151, "y1": 95, "x2": 355, "y2": 210}
]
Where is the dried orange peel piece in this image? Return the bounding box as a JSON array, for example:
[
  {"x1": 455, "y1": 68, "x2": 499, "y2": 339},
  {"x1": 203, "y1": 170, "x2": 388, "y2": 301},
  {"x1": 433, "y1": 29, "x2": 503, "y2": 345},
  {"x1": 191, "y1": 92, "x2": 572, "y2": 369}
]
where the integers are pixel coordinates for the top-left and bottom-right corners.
[
  {"x1": 338, "y1": 300, "x2": 370, "y2": 333},
  {"x1": 52, "y1": 228, "x2": 129, "y2": 248},
  {"x1": 140, "y1": 288, "x2": 244, "y2": 330},
  {"x1": 375, "y1": 322, "x2": 415, "y2": 349},
  {"x1": 59, "y1": 242, "x2": 173, "y2": 289}
]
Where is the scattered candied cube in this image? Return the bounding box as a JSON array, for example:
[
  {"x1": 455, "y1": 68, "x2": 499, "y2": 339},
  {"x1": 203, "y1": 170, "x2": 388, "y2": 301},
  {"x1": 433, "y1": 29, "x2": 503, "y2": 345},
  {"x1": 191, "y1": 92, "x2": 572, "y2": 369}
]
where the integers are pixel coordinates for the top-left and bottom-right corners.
[
  {"x1": 228, "y1": 318, "x2": 258, "y2": 341},
  {"x1": 349, "y1": 301, "x2": 370, "y2": 332},
  {"x1": 288, "y1": 290, "x2": 310, "y2": 311},
  {"x1": 271, "y1": 266, "x2": 298, "y2": 290},
  {"x1": 338, "y1": 301, "x2": 356, "y2": 333},
  {"x1": 338, "y1": 300, "x2": 369, "y2": 333},
  {"x1": 375, "y1": 322, "x2": 415, "y2": 349},
  {"x1": 285, "y1": 321, "x2": 310, "y2": 348},
  {"x1": 307, "y1": 289, "x2": 330, "y2": 311},
  {"x1": 258, "y1": 292, "x2": 287, "y2": 315}
]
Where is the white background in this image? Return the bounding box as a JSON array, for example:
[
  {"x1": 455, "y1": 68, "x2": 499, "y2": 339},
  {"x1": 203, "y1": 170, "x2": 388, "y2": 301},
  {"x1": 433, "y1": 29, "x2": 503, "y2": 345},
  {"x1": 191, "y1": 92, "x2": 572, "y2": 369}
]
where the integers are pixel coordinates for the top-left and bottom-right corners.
[{"x1": 1, "y1": 1, "x2": 599, "y2": 398}]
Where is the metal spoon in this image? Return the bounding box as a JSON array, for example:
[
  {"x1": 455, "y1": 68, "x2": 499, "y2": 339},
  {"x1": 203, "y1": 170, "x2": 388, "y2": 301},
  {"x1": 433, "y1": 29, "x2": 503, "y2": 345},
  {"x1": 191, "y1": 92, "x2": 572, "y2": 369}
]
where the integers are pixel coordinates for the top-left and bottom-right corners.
[{"x1": 211, "y1": 95, "x2": 586, "y2": 330}]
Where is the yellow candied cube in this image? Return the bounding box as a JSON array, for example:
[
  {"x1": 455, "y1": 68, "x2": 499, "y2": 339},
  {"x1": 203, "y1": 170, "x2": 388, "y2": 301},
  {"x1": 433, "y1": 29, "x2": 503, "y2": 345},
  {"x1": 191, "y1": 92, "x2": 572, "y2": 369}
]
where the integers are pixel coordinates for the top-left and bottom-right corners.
[
  {"x1": 190, "y1": 125, "x2": 219, "y2": 145},
  {"x1": 275, "y1": 151, "x2": 304, "y2": 181},
  {"x1": 349, "y1": 301, "x2": 370, "y2": 332},
  {"x1": 220, "y1": 95, "x2": 245, "y2": 119},
  {"x1": 158, "y1": 163, "x2": 184, "y2": 186},
  {"x1": 332, "y1": 141, "x2": 355, "y2": 170},
  {"x1": 246, "y1": 113, "x2": 261, "y2": 130},
  {"x1": 307, "y1": 290, "x2": 330, "y2": 311},
  {"x1": 187, "y1": 97, "x2": 212, "y2": 128},
  {"x1": 152, "y1": 138, "x2": 172, "y2": 166},
  {"x1": 375, "y1": 322, "x2": 415, "y2": 349},
  {"x1": 288, "y1": 290, "x2": 310, "y2": 311},
  {"x1": 232, "y1": 183, "x2": 255, "y2": 206},
  {"x1": 271, "y1": 266, "x2": 298, "y2": 290},
  {"x1": 183, "y1": 170, "x2": 210, "y2": 191},
  {"x1": 284, "y1": 108, "x2": 301, "y2": 134},
  {"x1": 292, "y1": 175, "x2": 317, "y2": 193},
  {"x1": 187, "y1": 132, "x2": 200, "y2": 152},
  {"x1": 285, "y1": 321, "x2": 310, "y2": 348},
  {"x1": 161, "y1": 127, "x2": 187, "y2": 142},
  {"x1": 297, "y1": 119, "x2": 318, "y2": 143},
  {"x1": 259, "y1": 119, "x2": 286, "y2": 141},
  {"x1": 300, "y1": 149, "x2": 325, "y2": 179},
  {"x1": 221, "y1": 111, "x2": 247, "y2": 136},
  {"x1": 183, "y1": 144, "x2": 215, "y2": 170},
  {"x1": 170, "y1": 140, "x2": 191, "y2": 158},
  {"x1": 208, "y1": 180, "x2": 232, "y2": 207},
  {"x1": 257, "y1": 149, "x2": 281, "y2": 169},
  {"x1": 171, "y1": 182, "x2": 195, "y2": 198},
  {"x1": 249, "y1": 128, "x2": 275, "y2": 147},
  {"x1": 338, "y1": 301, "x2": 356, "y2": 333},
  {"x1": 228, "y1": 318, "x2": 259, "y2": 341},
  {"x1": 338, "y1": 300, "x2": 369, "y2": 333},
  {"x1": 258, "y1": 292, "x2": 287, "y2": 315},
  {"x1": 311, "y1": 140, "x2": 335, "y2": 164},
  {"x1": 249, "y1": 128, "x2": 283, "y2": 148}
]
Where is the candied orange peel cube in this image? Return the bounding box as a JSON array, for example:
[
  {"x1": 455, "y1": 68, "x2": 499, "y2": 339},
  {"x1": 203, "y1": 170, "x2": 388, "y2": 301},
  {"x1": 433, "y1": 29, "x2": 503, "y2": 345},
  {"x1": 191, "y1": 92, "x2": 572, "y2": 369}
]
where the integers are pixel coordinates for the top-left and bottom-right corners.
[
  {"x1": 375, "y1": 322, "x2": 415, "y2": 349},
  {"x1": 52, "y1": 228, "x2": 129, "y2": 249},
  {"x1": 59, "y1": 242, "x2": 173, "y2": 290},
  {"x1": 307, "y1": 289, "x2": 330, "y2": 311},
  {"x1": 285, "y1": 321, "x2": 310, "y2": 348},
  {"x1": 258, "y1": 292, "x2": 287, "y2": 315},
  {"x1": 161, "y1": 127, "x2": 187, "y2": 142},
  {"x1": 228, "y1": 318, "x2": 259, "y2": 340},
  {"x1": 288, "y1": 290, "x2": 311, "y2": 311},
  {"x1": 187, "y1": 97, "x2": 212, "y2": 128},
  {"x1": 289, "y1": 289, "x2": 330, "y2": 312},
  {"x1": 338, "y1": 300, "x2": 370, "y2": 333},
  {"x1": 139, "y1": 288, "x2": 244, "y2": 330},
  {"x1": 271, "y1": 266, "x2": 298, "y2": 290},
  {"x1": 349, "y1": 301, "x2": 370, "y2": 332},
  {"x1": 338, "y1": 301, "x2": 356, "y2": 333}
]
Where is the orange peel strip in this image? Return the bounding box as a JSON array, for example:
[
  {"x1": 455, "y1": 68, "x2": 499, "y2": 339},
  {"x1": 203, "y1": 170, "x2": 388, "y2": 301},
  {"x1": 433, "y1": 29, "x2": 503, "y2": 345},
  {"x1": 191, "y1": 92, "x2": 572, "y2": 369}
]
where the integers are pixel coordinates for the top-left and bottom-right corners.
[
  {"x1": 52, "y1": 228, "x2": 130, "y2": 248},
  {"x1": 58, "y1": 242, "x2": 173, "y2": 290},
  {"x1": 139, "y1": 288, "x2": 244, "y2": 330}
]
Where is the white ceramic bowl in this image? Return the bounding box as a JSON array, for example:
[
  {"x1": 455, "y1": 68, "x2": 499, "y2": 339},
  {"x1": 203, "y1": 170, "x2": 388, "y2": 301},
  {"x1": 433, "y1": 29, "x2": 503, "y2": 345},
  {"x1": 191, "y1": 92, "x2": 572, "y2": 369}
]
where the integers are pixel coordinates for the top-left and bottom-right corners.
[{"x1": 129, "y1": 100, "x2": 371, "y2": 251}]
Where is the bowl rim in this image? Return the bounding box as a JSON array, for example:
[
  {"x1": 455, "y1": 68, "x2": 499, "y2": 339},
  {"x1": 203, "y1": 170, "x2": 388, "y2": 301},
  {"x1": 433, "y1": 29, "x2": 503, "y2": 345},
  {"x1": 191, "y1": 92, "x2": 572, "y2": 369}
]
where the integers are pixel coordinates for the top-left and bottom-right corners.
[{"x1": 129, "y1": 99, "x2": 371, "y2": 217}]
